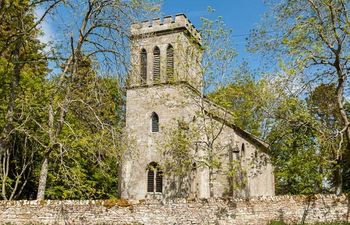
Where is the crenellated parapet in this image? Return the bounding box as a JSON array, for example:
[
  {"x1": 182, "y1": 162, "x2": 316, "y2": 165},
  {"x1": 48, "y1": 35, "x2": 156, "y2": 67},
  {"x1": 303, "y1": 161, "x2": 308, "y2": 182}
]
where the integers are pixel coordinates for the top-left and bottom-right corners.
[{"x1": 131, "y1": 14, "x2": 202, "y2": 45}]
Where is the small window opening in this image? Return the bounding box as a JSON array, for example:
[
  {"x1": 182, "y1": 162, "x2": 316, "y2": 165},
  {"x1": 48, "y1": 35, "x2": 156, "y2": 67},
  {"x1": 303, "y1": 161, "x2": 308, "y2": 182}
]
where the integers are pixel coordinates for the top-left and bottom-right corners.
[
  {"x1": 147, "y1": 167, "x2": 155, "y2": 192},
  {"x1": 166, "y1": 44, "x2": 174, "y2": 80},
  {"x1": 147, "y1": 162, "x2": 163, "y2": 193},
  {"x1": 153, "y1": 46, "x2": 160, "y2": 82},
  {"x1": 151, "y1": 112, "x2": 159, "y2": 132},
  {"x1": 241, "y1": 143, "x2": 245, "y2": 158},
  {"x1": 140, "y1": 49, "x2": 147, "y2": 84}
]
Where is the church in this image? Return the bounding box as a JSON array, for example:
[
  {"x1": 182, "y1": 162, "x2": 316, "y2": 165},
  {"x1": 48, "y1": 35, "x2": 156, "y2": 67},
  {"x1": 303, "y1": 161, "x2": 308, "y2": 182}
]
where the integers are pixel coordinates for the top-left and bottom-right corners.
[{"x1": 120, "y1": 14, "x2": 275, "y2": 200}]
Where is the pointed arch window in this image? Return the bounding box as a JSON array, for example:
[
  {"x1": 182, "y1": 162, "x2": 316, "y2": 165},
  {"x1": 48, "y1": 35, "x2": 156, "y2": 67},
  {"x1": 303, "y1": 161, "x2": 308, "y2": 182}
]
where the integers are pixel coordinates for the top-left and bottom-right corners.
[
  {"x1": 151, "y1": 112, "x2": 159, "y2": 132},
  {"x1": 147, "y1": 166, "x2": 155, "y2": 192},
  {"x1": 140, "y1": 49, "x2": 147, "y2": 84},
  {"x1": 241, "y1": 143, "x2": 245, "y2": 158},
  {"x1": 147, "y1": 162, "x2": 163, "y2": 193},
  {"x1": 156, "y1": 170, "x2": 163, "y2": 192},
  {"x1": 166, "y1": 44, "x2": 174, "y2": 80},
  {"x1": 153, "y1": 46, "x2": 160, "y2": 82}
]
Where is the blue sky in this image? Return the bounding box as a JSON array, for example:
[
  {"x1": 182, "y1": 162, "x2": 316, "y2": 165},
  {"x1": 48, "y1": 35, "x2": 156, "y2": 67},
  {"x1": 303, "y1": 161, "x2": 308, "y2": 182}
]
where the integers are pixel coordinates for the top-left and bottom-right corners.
[
  {"x1": 37, "y1": 1, "x2": 268, "y2": 76},
  {"x1": 161, "y1": 0, "x2": 267, "y2": 68}
]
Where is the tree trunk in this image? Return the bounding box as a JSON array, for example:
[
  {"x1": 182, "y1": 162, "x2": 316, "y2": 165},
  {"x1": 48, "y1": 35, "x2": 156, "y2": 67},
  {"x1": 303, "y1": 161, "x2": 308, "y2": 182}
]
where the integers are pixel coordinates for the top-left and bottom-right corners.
[
  {"x1": 209, "y1": 168, "x2": 214, "y2": 197},
  {"x1": 0, "y1": 39, "x2": 22, "y2": 200},
  {"x1": 1, "y1": 147, "x2": 9, "y2": 200},
  {"x1": 334, "y1": 65, "x2": 348, "y2": 195},
  {"x1": 36, "y1": 154, "x2": 49, "y2": 200},
  {"x1": 36, "y1": 101, "x2": 55, "y2": 200},
  {"x1": 336, "y1": 76, "x2": 350, "y2": 146},
  {"x1": 334, "y1": 161, "x2": 343, "y2": 196}
]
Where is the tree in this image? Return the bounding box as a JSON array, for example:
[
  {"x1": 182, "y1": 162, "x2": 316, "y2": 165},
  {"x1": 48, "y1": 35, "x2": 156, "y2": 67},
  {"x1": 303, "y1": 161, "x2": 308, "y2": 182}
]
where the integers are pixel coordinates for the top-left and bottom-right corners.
[
  {"x1": 0, "y1": 0, "x2": 51, "y2": 200},
  {"x1": 196, "y1": 11, "x2": 242, "y2": 198},
  {"x1": 35, "y1": 0, "x2": 159, "y2": 200},
  {"x1": 44, "y1": 56, "x2": 123, "y2": 199},
  {"x1": 249, "y1": 0, "x2": 350, "y2": 194},
  {"x1": 267, "y1": 97, "x2": 326, "y2": 194},
  {"x1": 209, "y1": 64, "x2": 272, "y2": 138},
  {"x1": 307, "y1": 83, "x2": 350, "y2": 193},
  {"x1": 157, "y1": 12, "x2": 253, "y2": 198}
]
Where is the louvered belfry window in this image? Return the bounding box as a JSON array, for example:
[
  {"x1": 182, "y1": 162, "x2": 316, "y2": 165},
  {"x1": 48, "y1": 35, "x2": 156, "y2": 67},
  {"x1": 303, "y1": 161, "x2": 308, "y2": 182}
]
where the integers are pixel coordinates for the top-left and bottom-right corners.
[
  {"x1": 140, "y1": 49, "x2": 147, "y2": 84},
  {"x1": 153, "y1": 46, "x2": 160, "y2": 82},
  {"x1": 156, "y1": 170, "x2": 163, "y2": 192},
  {"x1": 147, "y1": 168, "x2": 154, "y2": 192},
  {"x1": 151, "y1": 112, "x2": 159, "y2": 132},
  {"x1": 147, "y1": 162, "x2": 163, "y2": 193},
  {"x1": 166, "y1": 44, "x2": 174, "y2": 80}
]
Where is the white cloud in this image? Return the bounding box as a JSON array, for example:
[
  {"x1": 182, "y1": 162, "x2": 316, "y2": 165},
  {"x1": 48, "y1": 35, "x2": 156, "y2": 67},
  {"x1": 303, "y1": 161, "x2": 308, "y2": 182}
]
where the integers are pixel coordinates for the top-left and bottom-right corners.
[{"x1": 34, "y1": 7, "x2": 55, "y2": 45}]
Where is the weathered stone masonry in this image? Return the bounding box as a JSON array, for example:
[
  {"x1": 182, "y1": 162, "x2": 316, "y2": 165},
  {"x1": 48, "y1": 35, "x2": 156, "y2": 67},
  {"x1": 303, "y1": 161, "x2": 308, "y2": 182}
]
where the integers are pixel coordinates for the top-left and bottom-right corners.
[
  {"x1": 0, "y1": 195, "x2": 349, "y2": 225},
  {"x1": 122, "y1": 13, "x2": 275, "y2": 200}
]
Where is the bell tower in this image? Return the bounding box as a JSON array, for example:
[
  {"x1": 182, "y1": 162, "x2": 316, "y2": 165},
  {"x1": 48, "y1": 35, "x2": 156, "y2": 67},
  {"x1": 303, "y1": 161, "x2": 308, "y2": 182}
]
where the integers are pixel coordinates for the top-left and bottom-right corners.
[
  {"x1": 128, "y1": 14, "x2": 203, "y2": 90},
  {"x1": 120, "y1": 14, "x2": 204, "y2": 200},
  {"x1": 121, "y1": 14, "x2": 275, "y2": 200}
]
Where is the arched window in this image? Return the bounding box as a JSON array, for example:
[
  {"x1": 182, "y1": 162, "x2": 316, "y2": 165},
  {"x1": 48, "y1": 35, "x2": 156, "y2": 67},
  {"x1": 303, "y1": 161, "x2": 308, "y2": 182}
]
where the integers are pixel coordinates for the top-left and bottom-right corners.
[
  {"x1": 156, "y1": 169, "x2": 163, "y2": 192},
  {"x1": 151, "y1": 112, "x2": 159, "y2": 132},
  {"x1": 147, "y1": 162, "x2": 163, "y2": 193},
  {"x1": 166, "y1": 44, "x2": 174, "y2": 80},
  {"x1": 147, "y1": 166, "x2": 155, "y2": 192},
  {"x1": 241, "y1": 143, "x2": 245, "y2": 158},
  {"x1": 140, "y1": 49, "x2": 147, "y2": 84},
  {"x1": 153, "y1": 46, "x2": 160, "y2": 82}
]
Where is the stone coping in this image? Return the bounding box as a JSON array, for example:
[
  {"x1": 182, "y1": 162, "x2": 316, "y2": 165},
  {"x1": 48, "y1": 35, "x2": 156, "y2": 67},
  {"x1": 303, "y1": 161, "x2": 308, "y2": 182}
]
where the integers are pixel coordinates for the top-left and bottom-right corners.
[{"x1": 0, "y1": 194, "x2": 347, "y2": 206}]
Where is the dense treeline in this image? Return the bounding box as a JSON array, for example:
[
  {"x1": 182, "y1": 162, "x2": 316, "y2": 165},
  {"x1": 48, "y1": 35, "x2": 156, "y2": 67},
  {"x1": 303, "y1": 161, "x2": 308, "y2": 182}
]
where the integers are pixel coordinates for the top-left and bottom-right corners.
[
  {"x1": 0, "y1": 0, "x2": 157, "y2": 200},
  {"x1": 211, "y1": 0, "x2": 350, "y2": 194},
  {"x1": 0, "y1": 0, "x2": 349, "y2": 200},
  {"x1": 211, "y1": 71, "x2": 350, "y2": 195}
]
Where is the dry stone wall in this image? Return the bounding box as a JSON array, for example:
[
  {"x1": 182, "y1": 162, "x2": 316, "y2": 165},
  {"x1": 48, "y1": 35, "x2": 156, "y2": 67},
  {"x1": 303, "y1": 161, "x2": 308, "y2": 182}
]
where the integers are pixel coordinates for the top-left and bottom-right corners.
[{"x1": 0, "y1": 195, "x2": 349, "y2": 225}]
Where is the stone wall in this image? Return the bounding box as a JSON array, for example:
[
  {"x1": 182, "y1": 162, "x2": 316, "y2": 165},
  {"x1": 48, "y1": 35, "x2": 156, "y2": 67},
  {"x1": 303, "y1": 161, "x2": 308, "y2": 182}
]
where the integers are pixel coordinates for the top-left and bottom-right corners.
[{"x1": 0, "y1": 195, "x2": 349, "y2": 225}]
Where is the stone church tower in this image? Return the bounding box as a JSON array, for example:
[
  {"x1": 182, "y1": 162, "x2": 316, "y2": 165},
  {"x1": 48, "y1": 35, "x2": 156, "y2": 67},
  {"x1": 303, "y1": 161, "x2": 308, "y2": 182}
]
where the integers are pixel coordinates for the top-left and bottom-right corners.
[{"x1": 120, "y1": 14, "x2": 275, "y2": 200}]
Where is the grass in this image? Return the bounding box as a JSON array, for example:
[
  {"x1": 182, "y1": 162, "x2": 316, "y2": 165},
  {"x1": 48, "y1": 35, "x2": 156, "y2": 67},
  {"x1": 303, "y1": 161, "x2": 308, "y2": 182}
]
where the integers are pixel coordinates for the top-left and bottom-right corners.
[{"x1": 269, "y1": 221, "x2": 350, "y2": 225}]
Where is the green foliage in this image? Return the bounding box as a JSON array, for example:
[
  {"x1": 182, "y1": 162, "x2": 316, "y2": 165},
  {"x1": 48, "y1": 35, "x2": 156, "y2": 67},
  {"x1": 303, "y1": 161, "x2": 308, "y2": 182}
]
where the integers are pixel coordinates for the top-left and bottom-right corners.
[
  {"x1": 0, "y1": 0, "x2": 49, "y2": 200},
  {"x1": 0, "y1": 1, "x2": 132, "y2": 200},
  {"x1": 306, "y1": 84, "x2": 349, "y2": 192},
  {"x1": 209, "y1": 65, "x2": 348, "y2": 194},
  {"x1": 248, "y1": 0, "x2": 350, "y2": 194},
  {"x1": 267, "y1": 98, "x2": 326, "y2": 194},
  {"x1": 43, "y1": 56, "x2": 123, "y2": 199},
  {"x1": 209, "y1": 64, "x2": 272, "y2": 137},
  {"x1": 2, "y1": 0, "x2": 350, "y2": 201},
  {"x1": 160, "y1": 120, "x2": 197, "y2": 176}
]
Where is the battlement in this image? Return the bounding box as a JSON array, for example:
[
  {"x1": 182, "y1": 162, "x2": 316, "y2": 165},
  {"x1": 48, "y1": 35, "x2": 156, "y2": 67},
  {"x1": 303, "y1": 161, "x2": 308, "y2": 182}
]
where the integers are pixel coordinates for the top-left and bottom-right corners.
[{"x1": 131, "y1": 14, "x2": 202, "y2": 45}]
